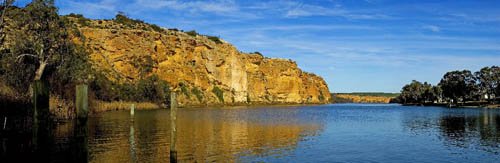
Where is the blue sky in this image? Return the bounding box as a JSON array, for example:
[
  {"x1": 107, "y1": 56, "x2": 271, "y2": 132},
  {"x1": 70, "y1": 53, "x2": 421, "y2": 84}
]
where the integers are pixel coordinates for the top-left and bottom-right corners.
[{"x1": 14, "y1": 0, "x2": 500, "y2": 93}]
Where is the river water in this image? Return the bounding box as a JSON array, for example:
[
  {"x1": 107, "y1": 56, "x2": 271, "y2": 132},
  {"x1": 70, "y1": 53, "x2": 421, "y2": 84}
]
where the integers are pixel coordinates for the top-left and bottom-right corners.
[{"x1": 2, "y1": 104, "x2": 500, "y2": 162}]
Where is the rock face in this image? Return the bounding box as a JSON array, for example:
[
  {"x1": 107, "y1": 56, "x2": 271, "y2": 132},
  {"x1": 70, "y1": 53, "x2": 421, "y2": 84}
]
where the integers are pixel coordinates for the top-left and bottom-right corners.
[{"x1": 78, "y1": 20, "x2": 331, "y2": 107}]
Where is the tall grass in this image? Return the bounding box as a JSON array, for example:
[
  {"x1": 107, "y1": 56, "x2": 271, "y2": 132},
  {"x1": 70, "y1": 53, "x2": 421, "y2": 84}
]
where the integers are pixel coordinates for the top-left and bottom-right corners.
[{"x1": 90, "y1": 101, "x2": 160, "y2": 114}]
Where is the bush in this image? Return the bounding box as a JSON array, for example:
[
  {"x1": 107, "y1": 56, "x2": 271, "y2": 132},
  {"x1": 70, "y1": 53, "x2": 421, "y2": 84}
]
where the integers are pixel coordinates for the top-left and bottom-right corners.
[
  {"x1": 212, "y1": 86, "x2": 224, "y2": 102},
  {"x1": 207, "y1": 36, "x2": 223, "y2": 44},
  {"x1": 66, "y1": 13, "x2": 90, "y2": 26},
  {"x1": 114, "y1": 12, "x2": 144, "y2": 28},
  {"x1": 191, "y1": 87, "x2": 203, "y2": 102},
  {"x1": 90, "y1": 73, "x2": 170, "y2": 106},
  {"x1": 179, "y1": 82, "x2": 190, "y2": 98},
  {"x1": 150, "y1": 24, "x2": 163, "y2": 32},
  {"x1": 186, "y1": 30, "x2": 198, "y2": 37}
]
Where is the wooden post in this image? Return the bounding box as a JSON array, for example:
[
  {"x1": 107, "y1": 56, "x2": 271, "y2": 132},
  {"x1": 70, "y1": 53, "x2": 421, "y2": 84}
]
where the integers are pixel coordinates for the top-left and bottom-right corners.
[
  {"x1": 32, "y1": 80, "x2": 50, "y2": 123},
  {"x1": 76, "y1": 84, "x2": 89, "y2": 120},
  {"x1": 32, "y1": 80, "x2": 50, "y2": 150},
  {"x1": 170, "y1": 92, "x2": 177, "y2": 163},
  {"x1": 130, "y1": 104, "x2": 135, "y2": 116}
]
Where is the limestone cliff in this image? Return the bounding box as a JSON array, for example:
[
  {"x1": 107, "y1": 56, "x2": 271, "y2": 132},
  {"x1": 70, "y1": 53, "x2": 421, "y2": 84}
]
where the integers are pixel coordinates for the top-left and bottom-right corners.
[{"x1": 74, "y1": 19, "x2": 331, "y2": 107}]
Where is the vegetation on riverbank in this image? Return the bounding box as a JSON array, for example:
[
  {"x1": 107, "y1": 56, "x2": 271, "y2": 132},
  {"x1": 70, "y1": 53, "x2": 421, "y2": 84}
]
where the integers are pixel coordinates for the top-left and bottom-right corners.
[
  {"x1": 0, "y1": 0, "x2": 171, "y2": 119},
  {"x1": 394, "y1": 66, "x2": 500, "y2": 108},
  {"x1": 332, "y1": 93, "x2": 399, "y2": 103}
]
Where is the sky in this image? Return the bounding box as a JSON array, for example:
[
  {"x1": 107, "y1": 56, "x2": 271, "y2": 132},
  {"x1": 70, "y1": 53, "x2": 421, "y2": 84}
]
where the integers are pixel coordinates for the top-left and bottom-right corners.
[{"x1": 14, "y1": 0, "x2": 500, "y2": 93}]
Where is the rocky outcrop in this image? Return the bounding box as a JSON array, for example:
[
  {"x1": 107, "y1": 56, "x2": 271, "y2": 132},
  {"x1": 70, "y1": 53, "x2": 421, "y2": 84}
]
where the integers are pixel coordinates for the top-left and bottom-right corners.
[{"x1": 77, "y1": 19, "x2": 331, "y2": 107}]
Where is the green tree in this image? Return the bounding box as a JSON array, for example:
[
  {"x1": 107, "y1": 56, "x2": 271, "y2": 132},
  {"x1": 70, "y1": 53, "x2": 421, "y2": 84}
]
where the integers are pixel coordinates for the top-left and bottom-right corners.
[
  {"x1": 439, "y1": 70, "x2": 477, "y2": 103},
  {"x1": 397, "y1": 80, "x2": 441, "y2": 104},
  {"x1": 11, "y1": 0, "x2": 69, "y2": 81},
  {"x1": 475, "y1": 66, "x2": 500, "y2": 101},
  {"x1": 399, "y1": 80, "x2": 424, "y2": 104}
]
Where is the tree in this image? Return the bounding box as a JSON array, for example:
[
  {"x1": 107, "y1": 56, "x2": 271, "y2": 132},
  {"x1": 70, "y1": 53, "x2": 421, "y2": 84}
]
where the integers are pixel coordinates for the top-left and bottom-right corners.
[
  {"x1": 399, "y1": 80, "x2": 424, "y2": 104},
  {"x1": 0, "y1": 0, "x2": 14, "y2": 43},
  {"x1": 11, "y1": 0, "x2": 69, "y2": 82},
  {"x1": 439, "y1": 70, "x2": 477, "y2": 103},
  {"x1": 475, "y1": 66, "x2": 500, "y2": 101},
  {"x1": 398, "y1": 80, "x2": 441, "y2": 104}
]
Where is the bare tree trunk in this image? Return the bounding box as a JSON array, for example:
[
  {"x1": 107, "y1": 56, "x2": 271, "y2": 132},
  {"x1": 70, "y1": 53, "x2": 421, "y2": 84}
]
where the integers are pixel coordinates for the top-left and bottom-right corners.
[{"x1": 34, "y1": 61, "x2": 47, "y2": 81}]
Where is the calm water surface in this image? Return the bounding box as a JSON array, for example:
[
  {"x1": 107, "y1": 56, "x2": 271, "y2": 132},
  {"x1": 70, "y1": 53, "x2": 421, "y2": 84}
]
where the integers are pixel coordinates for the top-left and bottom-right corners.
[{"x1": 2, "y1": 104, "x2": 500, "y2": 162}]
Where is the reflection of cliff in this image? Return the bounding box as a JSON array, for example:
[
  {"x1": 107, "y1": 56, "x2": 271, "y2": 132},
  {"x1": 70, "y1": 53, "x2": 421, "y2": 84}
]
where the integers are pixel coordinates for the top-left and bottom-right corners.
[
  {"x1": 175, "y1": 112, "x2": 322, "y2": 161},
  {"x1": 87, "y1": 109, "x2": 324, "y2": 162}
]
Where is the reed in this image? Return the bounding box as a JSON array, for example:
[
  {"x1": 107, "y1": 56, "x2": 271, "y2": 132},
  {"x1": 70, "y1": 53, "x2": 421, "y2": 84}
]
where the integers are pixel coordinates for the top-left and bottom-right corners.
[{"x1": 90, "y1": 101, "x2": 160, "y2": 114}]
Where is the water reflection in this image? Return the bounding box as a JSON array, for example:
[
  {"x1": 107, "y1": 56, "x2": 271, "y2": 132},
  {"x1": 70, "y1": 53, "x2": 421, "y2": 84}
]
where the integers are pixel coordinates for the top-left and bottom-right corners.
[
  {"x1": 5, "y1": 105, "x2": 500, "y2": 162},
  {"x1": 86, "y1": 107, "x2": 325, "y2": 162},
  {"x1": 403, "y1": 108, "x2": 500, "y2": 153},
  {"x1": 0, "y1": 116, "x2": 89, "y2": 162}
]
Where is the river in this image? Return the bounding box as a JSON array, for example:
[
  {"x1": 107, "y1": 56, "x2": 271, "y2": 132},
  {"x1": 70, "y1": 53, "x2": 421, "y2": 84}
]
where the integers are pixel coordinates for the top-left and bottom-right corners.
[{"x1": 1, "y1": 104, "x2": 500, "y2": 162}]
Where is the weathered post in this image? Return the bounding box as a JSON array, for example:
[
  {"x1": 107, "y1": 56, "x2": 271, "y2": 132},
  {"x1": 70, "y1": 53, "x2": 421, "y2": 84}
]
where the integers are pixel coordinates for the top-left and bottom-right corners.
[
  {"x1": 75, "y1": 84, "x2": 89, "y2": 120},
  {"x1": 32, "y1": 80, "x2": 50, "y2": 150},
  {"x1": 72, "y1": 84, "x2": 90, "y2": 162},
  {"x1": 32, "y1": 80, "x2": 50, "y2": 124},
  {"x1": 170, "y1": 92, "x2": 177, "y2": 163},
  {"x1": 130, "y1": 104, "x2": 135, "y2": 116},
  {"x1": 31, "y1": 80, "x2": 51, "y2": 162}
]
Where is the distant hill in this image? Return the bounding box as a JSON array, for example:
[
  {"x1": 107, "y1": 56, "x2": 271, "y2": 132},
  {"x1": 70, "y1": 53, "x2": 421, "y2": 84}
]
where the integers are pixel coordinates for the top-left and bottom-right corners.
[{"x1": 331, "y1": 92, "x2": 399, "y2": 103}]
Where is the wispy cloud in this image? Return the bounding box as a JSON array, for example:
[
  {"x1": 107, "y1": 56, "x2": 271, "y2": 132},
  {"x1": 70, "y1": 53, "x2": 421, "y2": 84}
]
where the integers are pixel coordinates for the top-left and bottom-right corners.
[
  {"x1": 422, "y1": 25, "x2": 440, "y2": 32},
  {"x1": 135, "y1": 0, "x2": 238, "y2": 13},
  {"x1": 58, "y1": 0, "x2": 118, "y2": 18}
]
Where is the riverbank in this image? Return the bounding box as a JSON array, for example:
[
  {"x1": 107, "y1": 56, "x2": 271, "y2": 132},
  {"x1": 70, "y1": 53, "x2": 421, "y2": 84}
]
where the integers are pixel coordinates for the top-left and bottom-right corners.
[
  {"x1": 402, "y1": 102, "x2": 500, "y2": 109},
  {"x1": 332, "y1": 93, "x2": 399, "y2": 104}
]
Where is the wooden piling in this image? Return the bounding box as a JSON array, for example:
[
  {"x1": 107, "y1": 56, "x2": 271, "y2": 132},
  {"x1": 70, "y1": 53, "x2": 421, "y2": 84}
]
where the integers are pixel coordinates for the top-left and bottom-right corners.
[
  {"x1": 170, "y1": 92, "x2": 178, "y2": 163},
  {"x1": 32, "y1": 80, "x2": 50, "y2": 123},
  {"x1": 76, "y1": 84, "x2": 89, "y2": 120},
  {"x1": 130, "y1": 104, "x2": 135, "y2": 116}
]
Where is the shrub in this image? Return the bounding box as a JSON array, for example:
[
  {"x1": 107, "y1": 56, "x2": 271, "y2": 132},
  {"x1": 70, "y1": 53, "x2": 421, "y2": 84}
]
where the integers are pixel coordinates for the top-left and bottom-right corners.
[
  {"x1": 318, "y1": 91, "x2": 325, "y2": 101},
  {"x1": 179, "y1": 82, "x2": 190, "y2": 98},
  {"x1": 191, "y1": 87, "x2": 203, "y2": 102},
  {"x1": 186, "y1": 30, "x2": 198, "y2": 37},
  {"x1": 114, "y1": 12, "x2": 145, "y2": 28},
  {"x1": 207, "y1": 36, "x2": 223, "y2": 44},
  {"x1": 212, "y1": 86, "x2": 224, "y2": 102},
  {"x1": 150, "y1": 24, "x2": 163, "y2": 32},
  {"x1": 66, "y1": 13, "x2": 91, "y2": 26}
]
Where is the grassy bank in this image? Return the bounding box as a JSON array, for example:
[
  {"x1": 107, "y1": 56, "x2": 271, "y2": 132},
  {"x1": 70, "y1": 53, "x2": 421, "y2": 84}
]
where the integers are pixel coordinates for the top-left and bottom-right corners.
[{"x1": 332, "y1": 93, "x2": 399, "y2": 103}]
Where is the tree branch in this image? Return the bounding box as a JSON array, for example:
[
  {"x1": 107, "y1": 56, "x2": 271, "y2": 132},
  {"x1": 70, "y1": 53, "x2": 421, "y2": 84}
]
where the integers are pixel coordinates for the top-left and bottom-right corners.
[{"x1": 16, "y1": 53, "x2": 38, "y2": 62}]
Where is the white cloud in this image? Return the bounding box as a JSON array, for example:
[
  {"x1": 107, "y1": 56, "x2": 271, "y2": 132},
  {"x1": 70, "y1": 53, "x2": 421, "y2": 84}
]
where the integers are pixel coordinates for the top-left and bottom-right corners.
[
  {"x1": 59, "y1": 0, "x2": 118, "y2": 17},
  {"x1": 422, "y1": 25, "x2": 440, "y2": 32},
  {"x1": 135, "y1": 0, "x2": 238, "y2": 14}
]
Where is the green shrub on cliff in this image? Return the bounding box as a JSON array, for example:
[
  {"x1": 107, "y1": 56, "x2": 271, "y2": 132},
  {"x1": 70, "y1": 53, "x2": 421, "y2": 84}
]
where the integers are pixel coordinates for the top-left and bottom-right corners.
[
  {"x1": 186, "y1": 30, "x2": 198, "y2": 37},
  {"x1": 66, "y1": 13, "x2": 90, "y2": 26},
  {"x1": 207, "y1": 36, "x2": 223, "y2": 44},
  {"x1": 212, "y1": 86, "x2": 224, "y2": 102},
  {"x1": 191, "y1": 87, "x2": 203, "y2": 102},
  {"x1": 179, "y1": 82, "x2": 190, "y2": 98}
]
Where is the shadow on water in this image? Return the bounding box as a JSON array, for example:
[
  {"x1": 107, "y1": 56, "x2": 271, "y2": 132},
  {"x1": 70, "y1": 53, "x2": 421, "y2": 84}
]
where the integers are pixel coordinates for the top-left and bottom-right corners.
[{"x1": 0, "y1": 116, "x2": 89, "y2": 163}]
